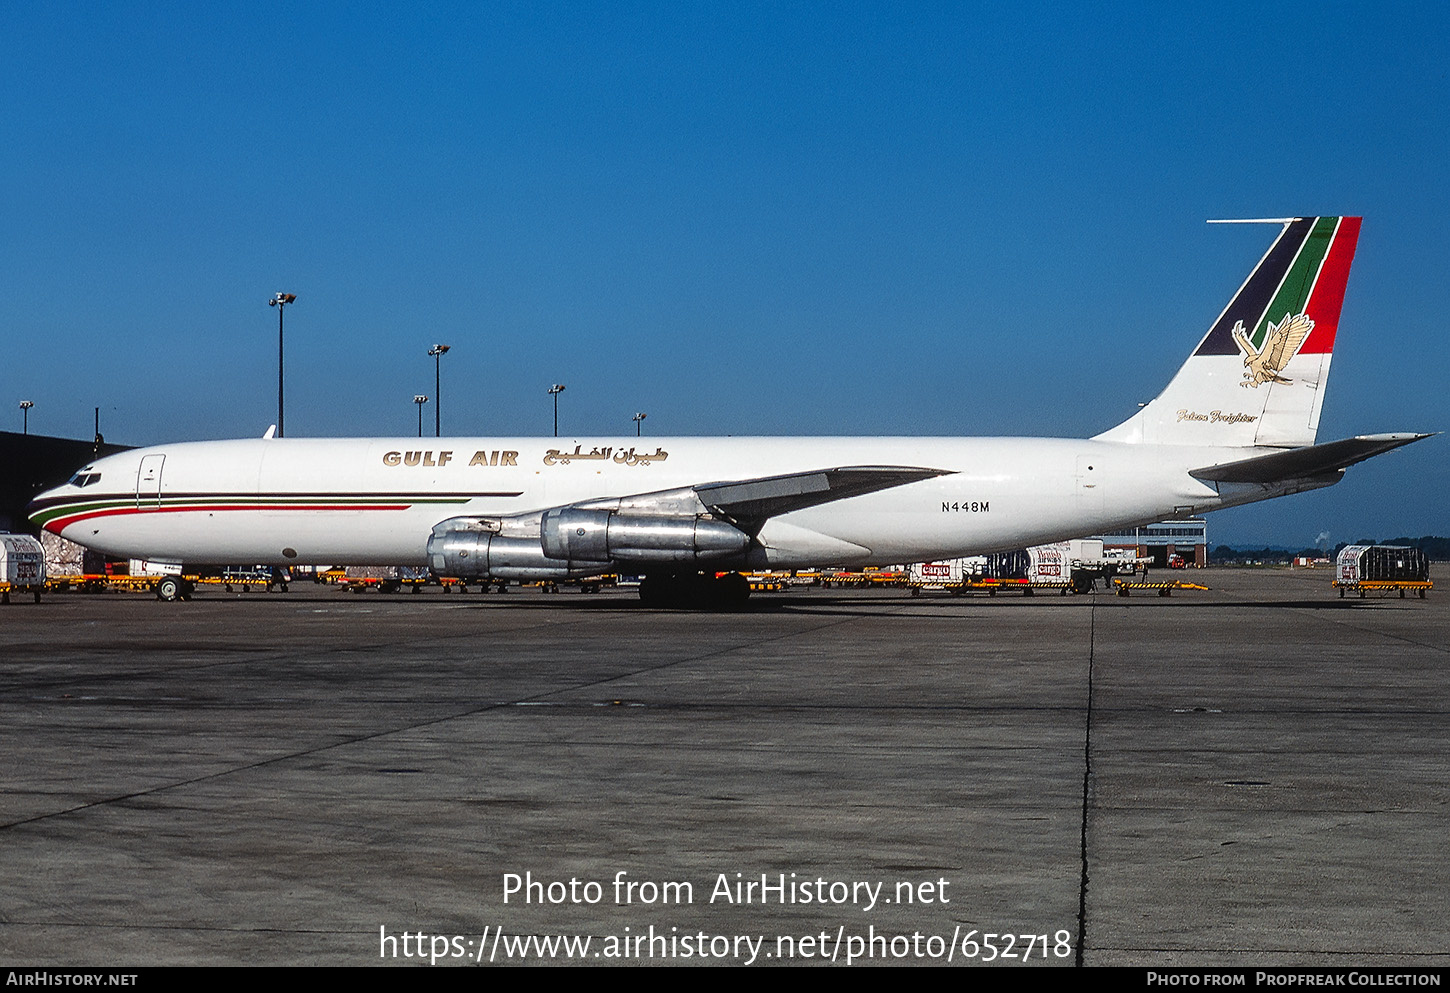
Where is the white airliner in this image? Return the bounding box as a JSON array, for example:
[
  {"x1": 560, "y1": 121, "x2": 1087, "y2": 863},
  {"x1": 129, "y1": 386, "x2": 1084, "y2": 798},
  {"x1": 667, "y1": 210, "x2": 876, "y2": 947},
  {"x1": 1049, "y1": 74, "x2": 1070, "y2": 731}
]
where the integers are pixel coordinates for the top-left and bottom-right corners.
[{"x1": 29, "y1": 217, "x2": 1430, "y2": 604}]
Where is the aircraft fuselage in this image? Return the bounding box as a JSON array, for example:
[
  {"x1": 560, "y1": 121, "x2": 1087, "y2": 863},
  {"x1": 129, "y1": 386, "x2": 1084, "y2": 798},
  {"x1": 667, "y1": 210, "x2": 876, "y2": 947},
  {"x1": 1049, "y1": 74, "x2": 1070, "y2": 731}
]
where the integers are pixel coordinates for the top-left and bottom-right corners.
[{"x1": 29, "y1": 435, "x2": 1310, "y2": 568}]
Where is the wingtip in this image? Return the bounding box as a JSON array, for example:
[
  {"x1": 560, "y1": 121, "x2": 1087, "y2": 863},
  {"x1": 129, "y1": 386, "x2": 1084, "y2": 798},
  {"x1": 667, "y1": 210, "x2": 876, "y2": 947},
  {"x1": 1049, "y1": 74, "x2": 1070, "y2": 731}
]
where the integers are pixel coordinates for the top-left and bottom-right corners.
[{"x1": 1352, "y1": 432, "x2": 1436, "y2": 443}]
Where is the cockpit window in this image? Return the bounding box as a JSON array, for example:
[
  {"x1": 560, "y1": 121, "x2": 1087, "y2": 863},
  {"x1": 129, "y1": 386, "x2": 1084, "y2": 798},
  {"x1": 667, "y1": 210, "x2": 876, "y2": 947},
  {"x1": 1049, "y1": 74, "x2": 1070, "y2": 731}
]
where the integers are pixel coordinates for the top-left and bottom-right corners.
[{"x1": 68, "y1": 472, "x2": 102, "y2": 488}]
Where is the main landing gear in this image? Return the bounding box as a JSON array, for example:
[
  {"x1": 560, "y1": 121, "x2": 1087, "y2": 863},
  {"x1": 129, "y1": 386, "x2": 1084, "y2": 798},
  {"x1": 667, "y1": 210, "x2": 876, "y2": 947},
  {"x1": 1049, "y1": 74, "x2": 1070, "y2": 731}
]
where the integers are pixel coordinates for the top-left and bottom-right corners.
[
  {"x1": 638, "y1": 571, "x2": 751, "y2": 609},
  {"x1": 155, "y1": 576, "x2": 194, "y2": 601}
]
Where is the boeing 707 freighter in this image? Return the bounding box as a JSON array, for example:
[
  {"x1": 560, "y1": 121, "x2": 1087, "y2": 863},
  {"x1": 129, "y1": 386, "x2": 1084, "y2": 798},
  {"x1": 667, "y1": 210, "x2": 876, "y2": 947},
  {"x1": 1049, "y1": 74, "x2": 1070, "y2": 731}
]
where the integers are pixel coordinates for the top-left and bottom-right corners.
[{"x1": 29, "y1": 217, "x2": 1430, "y2": 604}]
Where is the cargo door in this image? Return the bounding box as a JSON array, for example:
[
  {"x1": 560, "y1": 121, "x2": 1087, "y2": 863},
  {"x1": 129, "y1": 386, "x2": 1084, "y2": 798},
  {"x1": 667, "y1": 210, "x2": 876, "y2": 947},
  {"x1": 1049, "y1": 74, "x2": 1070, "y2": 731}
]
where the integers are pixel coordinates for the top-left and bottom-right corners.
[{"x1": 136, "y1": 454, "x2": 165, "y2": 508}]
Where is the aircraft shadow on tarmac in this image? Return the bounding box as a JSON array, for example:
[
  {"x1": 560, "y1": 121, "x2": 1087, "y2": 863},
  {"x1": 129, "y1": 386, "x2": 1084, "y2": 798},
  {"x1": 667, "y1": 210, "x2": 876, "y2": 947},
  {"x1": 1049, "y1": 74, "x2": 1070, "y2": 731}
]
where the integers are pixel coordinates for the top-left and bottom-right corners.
[{"x1": 133, "y1": 588, "x2": 1420, "y2": 616}]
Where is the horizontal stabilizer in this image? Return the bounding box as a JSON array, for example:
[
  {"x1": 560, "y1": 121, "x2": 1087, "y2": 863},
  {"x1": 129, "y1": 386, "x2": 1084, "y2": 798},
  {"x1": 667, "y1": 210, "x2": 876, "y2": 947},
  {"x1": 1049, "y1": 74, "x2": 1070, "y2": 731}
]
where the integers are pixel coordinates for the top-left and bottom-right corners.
[
  {"x1": 696, "y1": 466, "x2": 951, "y2": 521},
  {"x1": 1190, "y1": 433, "x2": 1434, "y2": 483}
]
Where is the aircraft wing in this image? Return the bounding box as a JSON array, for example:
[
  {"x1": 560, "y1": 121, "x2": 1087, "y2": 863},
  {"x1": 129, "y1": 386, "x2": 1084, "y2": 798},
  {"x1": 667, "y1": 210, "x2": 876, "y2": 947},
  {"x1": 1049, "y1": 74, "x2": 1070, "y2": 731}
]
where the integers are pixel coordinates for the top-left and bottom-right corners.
[
  {"x1": 1189, "y1": 433, "x2": 1434, "y2": 484},
  {"x1": 694, "y1": 465, "x2": 952, "y2": 523},
  {"x1": 431, "y1": 464, "x2": 954, "y2": 577}
]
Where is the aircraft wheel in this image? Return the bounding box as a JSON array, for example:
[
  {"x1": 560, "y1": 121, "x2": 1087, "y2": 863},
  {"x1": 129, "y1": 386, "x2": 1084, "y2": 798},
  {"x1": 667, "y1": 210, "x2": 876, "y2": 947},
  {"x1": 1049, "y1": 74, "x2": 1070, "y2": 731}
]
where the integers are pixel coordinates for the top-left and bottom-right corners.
[
  {"x1": 639, "y1": 574, "x2": 671, "y2": 607},
  {"x1": 640, "y1": 573, "x2": 697, "y2": 607},
  {"x1": 716, "y1": 572, "x2": 751, "y2": 607}
]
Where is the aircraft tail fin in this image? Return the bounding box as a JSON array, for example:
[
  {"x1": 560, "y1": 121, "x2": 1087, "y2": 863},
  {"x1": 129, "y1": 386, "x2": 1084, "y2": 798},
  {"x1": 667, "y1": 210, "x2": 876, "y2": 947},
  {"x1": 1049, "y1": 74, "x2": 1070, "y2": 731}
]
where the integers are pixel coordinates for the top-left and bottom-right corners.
[{"x1": 1095, "y1": 216, "x2": 1361, "y2": 448}]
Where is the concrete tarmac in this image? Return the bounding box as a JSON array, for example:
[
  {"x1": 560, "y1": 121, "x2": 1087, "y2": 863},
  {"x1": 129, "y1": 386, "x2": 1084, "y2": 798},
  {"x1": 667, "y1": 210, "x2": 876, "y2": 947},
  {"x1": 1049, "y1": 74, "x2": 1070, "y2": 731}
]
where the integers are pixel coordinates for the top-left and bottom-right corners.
[{"x1": 1, "y1": 568, "x2": 1445, "y2": 967}]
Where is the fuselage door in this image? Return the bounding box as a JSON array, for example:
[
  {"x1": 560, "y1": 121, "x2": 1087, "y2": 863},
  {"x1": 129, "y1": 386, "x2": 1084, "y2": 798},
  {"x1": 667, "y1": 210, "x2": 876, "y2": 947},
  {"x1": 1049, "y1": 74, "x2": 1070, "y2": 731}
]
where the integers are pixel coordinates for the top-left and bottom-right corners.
[
  {"x1": 1075, "y1": 454, "x2": 1104, "y2": 516},
  {"x1": 136, "y1": 454, "x2": 165, "y2": 508}
]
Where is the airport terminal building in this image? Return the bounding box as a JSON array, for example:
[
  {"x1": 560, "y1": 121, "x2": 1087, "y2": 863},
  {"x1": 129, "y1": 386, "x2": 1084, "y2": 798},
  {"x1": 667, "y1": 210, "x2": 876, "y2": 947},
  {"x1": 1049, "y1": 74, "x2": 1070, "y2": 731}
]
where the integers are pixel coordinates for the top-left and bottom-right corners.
[{"x1": 1094, "y1": 519, "x2": 1208, "y2": 567}]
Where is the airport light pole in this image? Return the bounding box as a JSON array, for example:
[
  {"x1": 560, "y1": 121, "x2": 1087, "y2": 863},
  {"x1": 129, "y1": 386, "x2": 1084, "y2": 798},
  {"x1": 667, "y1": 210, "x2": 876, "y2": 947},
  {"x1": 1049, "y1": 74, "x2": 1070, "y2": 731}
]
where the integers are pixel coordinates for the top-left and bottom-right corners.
[
  {"x1": 633, "y1": 411, "x2": 646, "y2": 437},
  {"x1": 19, "y1": 400, "x2": 33, "y2": 435},
  {"x1": 548, "y1": 384, "x2": 565, "y2": 437},
  {"x1": 268, "y1": 293, "x2": 297, "y2": 437},
  {"x1": 414, "y1": 395, "x2": 429, "y2": 438},
  {"x1": 428, "y1": 344, "x2": 450, "y2": 437}
]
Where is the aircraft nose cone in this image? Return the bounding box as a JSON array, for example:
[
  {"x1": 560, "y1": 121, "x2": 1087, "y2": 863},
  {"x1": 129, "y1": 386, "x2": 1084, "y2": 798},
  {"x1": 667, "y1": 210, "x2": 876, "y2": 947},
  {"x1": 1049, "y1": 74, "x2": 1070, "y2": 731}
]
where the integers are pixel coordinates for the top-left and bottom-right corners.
[{"x1": 27, "y1": 487, "x2": 66, "y2": 535}]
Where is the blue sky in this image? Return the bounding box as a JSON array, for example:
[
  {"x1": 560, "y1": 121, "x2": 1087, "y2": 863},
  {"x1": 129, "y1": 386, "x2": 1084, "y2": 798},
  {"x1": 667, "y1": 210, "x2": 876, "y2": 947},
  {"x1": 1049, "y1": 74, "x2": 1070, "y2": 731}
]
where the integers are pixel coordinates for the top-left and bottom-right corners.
[{"x1": 2, "y1": 2, "x2": 1445, "y2": 545}]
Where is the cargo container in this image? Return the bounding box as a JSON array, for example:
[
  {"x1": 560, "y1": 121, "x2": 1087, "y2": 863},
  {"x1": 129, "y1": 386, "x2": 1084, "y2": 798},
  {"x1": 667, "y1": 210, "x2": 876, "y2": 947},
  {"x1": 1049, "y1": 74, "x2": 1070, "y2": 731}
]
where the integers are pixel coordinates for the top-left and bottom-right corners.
[
  {"x1": 905, "y1": 557, "x2": 988, "y2": 593},
  {"x1": 0, "y1": 533, "x2": 46, "y2": 603},
  {"x1": 1029, "y1": 539, "x2": 1111, "y2": 592},
  {"x1": 1333, "y1": 545, "x2": 1432, "y2": 598},
  {"x1": 40, "y1": 531, "x2": 86, "y2": 577},
  {"x1": 983, "y1": 549, "x2": 1031, "y2": 581},
  {"x1": 906, "y1": 558, "x2": 983, "y2": 586}
]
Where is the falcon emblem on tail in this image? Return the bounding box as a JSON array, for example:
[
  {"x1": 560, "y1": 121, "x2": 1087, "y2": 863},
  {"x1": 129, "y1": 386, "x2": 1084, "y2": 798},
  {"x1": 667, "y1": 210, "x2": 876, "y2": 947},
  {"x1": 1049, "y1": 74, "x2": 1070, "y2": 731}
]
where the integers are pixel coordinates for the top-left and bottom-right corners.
[{"x1": 1231, "y1": 312, "x2": 1315, "y2": 387}]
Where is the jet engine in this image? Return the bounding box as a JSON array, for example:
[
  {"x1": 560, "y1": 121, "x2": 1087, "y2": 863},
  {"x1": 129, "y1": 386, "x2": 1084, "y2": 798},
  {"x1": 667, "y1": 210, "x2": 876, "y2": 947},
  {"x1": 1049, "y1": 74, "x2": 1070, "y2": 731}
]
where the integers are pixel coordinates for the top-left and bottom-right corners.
[
  {"x1": 427, "y1": 520, "x2": 603, "y2": 580},
  {"x1": 540, "y1": 508, "x2": 749, "y2": 564}
]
